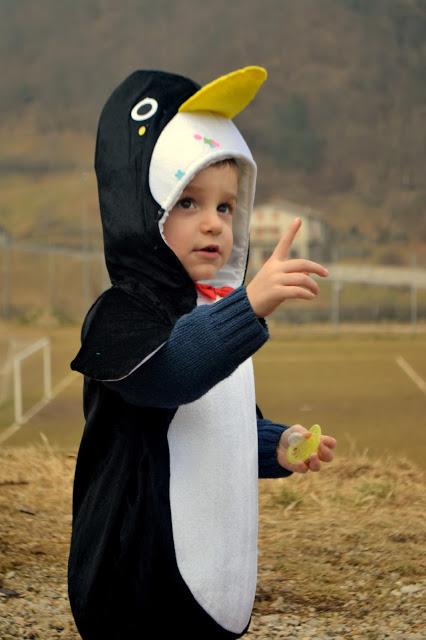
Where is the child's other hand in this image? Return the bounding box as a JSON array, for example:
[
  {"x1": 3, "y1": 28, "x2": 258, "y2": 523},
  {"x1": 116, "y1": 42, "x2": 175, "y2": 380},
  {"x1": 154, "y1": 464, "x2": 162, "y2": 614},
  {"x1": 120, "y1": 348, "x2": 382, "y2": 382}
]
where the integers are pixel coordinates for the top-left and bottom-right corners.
[
  {"x1": 246, "y1": 217, "x2": 329, "y2": 318},
  {"x1": 276, "y1": 424, "x2": 337, "y2": 473}
]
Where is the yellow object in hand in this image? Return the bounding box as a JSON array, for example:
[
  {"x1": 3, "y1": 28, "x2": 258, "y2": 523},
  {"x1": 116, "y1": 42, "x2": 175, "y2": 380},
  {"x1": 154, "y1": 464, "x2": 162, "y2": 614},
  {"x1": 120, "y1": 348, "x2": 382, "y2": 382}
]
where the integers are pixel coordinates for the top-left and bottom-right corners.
[{"x1": 287, "y1": 424, "x2": 322, "y2": 464}]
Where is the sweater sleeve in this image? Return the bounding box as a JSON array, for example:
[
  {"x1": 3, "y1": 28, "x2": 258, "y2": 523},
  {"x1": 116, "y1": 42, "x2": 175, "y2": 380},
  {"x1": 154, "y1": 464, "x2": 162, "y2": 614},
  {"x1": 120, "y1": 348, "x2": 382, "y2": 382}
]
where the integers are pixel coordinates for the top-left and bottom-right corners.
[
  {"x1": 102, "y1": 285, "x2": 269, "y2": 409},
  {"x1": 257, "y1": 418, "x2": 294, "y2": 478}
]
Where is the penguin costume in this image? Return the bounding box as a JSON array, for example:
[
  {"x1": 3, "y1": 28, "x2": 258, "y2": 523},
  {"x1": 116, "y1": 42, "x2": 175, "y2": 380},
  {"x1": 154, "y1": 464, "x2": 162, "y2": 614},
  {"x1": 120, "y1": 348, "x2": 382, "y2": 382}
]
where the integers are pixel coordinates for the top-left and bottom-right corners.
[{"x1": 68, "y1": 66, "x2": 292, "y2": 639}]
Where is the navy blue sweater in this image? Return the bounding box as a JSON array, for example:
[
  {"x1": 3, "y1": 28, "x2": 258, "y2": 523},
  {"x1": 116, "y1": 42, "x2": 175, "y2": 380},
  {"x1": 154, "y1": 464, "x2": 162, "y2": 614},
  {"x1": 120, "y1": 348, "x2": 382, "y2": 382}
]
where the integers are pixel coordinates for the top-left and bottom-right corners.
[{"x1": 103, "y1": 285, "x2": 293, "y2": 478}]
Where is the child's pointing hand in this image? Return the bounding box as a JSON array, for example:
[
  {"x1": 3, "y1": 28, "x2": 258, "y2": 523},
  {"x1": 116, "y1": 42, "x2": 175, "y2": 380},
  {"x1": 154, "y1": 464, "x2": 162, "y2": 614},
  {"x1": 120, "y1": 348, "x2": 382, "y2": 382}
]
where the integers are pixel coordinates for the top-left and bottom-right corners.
[
  {"x1": 246, "y1": 217, "x2": 329, "y2": 318},
  {"x1": 276, "y1": 424, "x2": 337, "y2": 474}
]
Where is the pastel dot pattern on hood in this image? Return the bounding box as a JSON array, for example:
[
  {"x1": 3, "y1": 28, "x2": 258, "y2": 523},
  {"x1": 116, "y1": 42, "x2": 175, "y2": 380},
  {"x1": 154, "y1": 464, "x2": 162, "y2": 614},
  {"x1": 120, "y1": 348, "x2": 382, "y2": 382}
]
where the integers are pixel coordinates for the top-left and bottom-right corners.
[{"x1": 194, "y1": 133, "x2": 220, "y2": 148}]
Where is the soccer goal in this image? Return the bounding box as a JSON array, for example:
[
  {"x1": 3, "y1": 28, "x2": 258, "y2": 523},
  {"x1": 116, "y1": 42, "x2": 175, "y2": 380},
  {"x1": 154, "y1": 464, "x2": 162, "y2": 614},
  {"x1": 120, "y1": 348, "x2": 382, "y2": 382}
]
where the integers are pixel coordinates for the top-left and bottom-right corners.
[{"x1": 12, "y1": 337, "x2": 53, "y2": 425}]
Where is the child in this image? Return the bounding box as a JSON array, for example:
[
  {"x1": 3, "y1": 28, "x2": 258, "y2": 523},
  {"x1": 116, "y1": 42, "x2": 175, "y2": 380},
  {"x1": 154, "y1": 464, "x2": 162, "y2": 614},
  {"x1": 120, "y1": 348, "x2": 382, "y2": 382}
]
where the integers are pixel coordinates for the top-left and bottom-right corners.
[{"x1": 68, "y1": 66, "x2": 336, "y2": 640}]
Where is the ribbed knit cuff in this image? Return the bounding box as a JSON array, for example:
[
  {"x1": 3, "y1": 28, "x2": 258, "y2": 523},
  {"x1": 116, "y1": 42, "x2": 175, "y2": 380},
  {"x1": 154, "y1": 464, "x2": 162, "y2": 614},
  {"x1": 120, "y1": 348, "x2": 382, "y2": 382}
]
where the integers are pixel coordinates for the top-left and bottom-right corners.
[
  {"x1": 258, "y1": 421, "x2": 294, "y2": 478},
  {"x1": 208, "y1": 286, "x2": 269, "y2": 360}
]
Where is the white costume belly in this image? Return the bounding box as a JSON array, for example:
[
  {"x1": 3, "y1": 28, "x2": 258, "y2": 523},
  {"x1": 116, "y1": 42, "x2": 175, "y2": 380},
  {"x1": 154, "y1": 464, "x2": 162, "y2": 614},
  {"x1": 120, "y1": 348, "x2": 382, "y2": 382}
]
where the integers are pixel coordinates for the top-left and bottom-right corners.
[{"x1": 167, "y1": 355, "x2": 258, "y2": 633}]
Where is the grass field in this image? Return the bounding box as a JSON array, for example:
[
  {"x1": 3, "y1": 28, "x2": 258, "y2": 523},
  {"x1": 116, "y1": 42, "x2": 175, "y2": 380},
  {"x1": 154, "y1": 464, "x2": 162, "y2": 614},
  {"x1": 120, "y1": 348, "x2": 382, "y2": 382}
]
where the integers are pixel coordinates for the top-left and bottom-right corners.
[
  {"x1": 0, "y1": 319, "x2": 425, "y2": 469},
  {"x1": 0, "y1": 320, "x2": 425, "y2": 638},
  {"x1": 254, "y1": 327, "x2": 426, "y2": 469}
]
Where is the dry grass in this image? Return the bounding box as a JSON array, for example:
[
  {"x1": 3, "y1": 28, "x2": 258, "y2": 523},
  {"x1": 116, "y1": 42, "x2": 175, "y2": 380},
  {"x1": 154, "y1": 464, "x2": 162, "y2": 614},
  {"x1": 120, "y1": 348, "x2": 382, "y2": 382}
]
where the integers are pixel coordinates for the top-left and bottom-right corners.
[
  {"x1": 0, "y1": 442, "x2": 74, "y2": 570},
  {"x1": 0, "y1": 443, "x2": 425, "y2": 638},
  {"x1": 252, "y1": 448, "x2": 426, "y2": 637}
]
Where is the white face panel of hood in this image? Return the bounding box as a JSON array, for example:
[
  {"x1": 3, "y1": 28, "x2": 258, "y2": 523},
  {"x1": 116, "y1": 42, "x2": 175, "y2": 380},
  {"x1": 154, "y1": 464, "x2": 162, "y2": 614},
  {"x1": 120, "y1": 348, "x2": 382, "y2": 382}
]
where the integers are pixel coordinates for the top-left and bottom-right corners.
[{"x1": 149, "y1": 111, "x2": 257, "y2": 290}]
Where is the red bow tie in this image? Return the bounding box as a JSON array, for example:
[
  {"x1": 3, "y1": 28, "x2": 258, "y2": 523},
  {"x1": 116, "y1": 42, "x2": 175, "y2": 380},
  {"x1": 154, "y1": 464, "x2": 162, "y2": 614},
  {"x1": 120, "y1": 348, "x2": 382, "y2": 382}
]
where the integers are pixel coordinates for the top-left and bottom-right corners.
[{"x1": 195, "y1": 282, "x2": 235, "y2": 300}]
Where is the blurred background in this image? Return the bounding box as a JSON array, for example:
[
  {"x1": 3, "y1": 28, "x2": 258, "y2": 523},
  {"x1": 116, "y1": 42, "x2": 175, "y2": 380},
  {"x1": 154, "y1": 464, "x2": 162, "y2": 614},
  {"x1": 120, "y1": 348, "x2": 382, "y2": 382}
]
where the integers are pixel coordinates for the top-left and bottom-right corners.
[{"x1": 0, "y1": 0, "x2": 425, "y2": 466}]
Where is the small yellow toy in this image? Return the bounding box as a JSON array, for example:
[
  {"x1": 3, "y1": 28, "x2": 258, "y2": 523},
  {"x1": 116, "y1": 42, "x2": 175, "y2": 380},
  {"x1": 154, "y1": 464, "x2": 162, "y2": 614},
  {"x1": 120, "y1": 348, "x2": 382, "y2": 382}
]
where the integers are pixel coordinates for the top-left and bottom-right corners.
[{"x1": 286, "y1": 424, "x2": 322, "y2": 464}]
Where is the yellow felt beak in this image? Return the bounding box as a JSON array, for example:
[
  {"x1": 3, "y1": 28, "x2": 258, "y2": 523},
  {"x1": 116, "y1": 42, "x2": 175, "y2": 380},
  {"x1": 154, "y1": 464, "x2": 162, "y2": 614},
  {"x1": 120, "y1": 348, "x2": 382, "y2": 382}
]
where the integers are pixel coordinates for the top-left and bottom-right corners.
[{"x1": 178, "y1": 66, "x2": 267, "y2": 119}]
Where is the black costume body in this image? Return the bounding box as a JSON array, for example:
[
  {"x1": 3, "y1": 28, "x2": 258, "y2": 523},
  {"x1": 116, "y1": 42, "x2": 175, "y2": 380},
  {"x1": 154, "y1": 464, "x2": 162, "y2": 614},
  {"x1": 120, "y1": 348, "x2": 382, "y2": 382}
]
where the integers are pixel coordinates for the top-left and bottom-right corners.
[{"x1": 68, "y1": 68, "x2": 271, "y2": 639}]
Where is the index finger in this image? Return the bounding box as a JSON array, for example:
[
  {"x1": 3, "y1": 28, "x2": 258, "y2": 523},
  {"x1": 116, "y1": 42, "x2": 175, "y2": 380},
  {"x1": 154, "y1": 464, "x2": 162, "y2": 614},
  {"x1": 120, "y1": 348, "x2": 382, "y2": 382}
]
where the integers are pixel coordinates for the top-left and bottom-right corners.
[{"x1": 271, "y1": 217, "x2": 302, "y2": 261}]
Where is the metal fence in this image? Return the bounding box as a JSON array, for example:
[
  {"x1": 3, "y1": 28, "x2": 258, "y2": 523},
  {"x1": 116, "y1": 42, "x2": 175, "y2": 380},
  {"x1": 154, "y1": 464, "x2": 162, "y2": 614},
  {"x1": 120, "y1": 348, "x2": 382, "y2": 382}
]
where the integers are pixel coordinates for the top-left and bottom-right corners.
[
  {"x1": 1, "y1": 238, "x2": 426, "y2": 328},
  {"x1": 1, "y1": 239, "x2": 109, "y2": 324}
]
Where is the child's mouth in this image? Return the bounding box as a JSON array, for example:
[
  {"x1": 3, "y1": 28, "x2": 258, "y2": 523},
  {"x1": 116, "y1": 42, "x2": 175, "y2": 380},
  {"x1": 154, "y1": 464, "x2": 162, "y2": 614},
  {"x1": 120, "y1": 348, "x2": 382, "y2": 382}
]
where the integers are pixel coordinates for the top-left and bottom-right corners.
[{"x1": 196, "y1": 246, "x2": 220, "y2": 258}]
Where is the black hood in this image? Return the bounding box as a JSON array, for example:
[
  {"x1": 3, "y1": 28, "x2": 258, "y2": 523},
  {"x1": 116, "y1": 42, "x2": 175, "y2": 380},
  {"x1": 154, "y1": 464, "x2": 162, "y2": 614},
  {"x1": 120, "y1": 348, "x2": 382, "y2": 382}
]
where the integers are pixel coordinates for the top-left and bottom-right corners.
[
  {"x1": 71, "y1": 67, "x2": 265, "y2": 380},
  {"x1": 96, "y1": 69, "x2": 201, "y2": 314}
]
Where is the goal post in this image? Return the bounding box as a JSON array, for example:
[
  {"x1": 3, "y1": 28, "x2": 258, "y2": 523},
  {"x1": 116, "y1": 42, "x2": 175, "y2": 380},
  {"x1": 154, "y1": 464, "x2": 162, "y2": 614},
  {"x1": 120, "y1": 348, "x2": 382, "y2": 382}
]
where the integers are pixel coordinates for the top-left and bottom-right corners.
[{"x1": 13, "y1": 337, "x2": 53, "y2": 425}]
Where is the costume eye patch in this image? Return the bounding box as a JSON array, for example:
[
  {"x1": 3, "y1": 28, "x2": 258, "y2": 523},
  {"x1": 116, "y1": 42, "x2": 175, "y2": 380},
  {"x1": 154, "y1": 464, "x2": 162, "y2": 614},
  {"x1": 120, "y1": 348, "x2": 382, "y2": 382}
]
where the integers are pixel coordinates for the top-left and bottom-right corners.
[{"x1": 131, "y1": 97, "x2": 159, "y2": 122}]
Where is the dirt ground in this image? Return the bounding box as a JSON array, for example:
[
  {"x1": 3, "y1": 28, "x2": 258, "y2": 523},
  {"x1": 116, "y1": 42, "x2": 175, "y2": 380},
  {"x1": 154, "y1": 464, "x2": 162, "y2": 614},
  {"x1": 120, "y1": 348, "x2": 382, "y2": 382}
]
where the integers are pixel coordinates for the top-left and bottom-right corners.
[{"x1": 0, "y1": 445, "x2": 425, "y2": 640}]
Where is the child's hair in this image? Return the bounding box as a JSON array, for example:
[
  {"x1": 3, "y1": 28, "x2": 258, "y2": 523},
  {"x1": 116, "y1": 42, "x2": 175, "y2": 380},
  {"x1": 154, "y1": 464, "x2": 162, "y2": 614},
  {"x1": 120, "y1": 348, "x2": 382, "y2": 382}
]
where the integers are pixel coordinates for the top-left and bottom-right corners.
[{"x1": 211, "y1": 157, "x2": 238, "y2": 169}]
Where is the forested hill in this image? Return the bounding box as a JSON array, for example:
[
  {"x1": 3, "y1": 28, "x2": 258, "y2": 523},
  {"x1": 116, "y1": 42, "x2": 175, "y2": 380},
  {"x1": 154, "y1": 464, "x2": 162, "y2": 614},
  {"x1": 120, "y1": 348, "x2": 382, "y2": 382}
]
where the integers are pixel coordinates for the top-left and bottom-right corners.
[{"x1": 1, "y1": 0, "x2": 426, "y2": 256}]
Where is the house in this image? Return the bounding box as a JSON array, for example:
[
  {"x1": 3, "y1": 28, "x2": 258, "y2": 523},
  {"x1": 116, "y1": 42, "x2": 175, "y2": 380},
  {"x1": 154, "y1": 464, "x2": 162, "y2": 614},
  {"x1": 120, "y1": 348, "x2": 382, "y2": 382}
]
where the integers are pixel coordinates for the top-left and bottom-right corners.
[{"x1": 247, "y1": 200, "x2": 331, "y2": 279}]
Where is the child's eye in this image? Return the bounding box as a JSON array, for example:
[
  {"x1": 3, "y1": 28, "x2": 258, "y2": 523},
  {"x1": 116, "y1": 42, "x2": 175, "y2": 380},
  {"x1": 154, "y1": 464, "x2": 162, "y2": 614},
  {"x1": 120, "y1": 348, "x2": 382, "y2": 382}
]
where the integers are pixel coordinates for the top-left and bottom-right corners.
[
  {"x1": 217, "y1": 202, "x2": 234, "y2": 214},
  {"x1": 177, "y1": 197, "x2": 195, "y2": 209}
]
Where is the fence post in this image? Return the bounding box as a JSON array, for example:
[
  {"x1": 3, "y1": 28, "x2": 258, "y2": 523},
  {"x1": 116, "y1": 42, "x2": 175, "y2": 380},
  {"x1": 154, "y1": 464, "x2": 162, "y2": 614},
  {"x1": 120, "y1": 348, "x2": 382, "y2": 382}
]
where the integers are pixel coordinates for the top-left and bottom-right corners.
[
  {"x1": 81, "y1": 171, "x2": 91, "y2": 314},
  {"x1": 81, "y1": 253, "x2": 91, "y2": 314},
  {"x1": 47, "y1": 250, "x2": 55, "y2": 314},
  {"x1": 1, "y1": 234, "x2": 11, "y2": 318},
  {"x1": 411, "y1": 253, "x2": 417, "y2": 333},
  {"x1": 411, "y1": 284, "x2": 417, "y2": 332},
  {"x1": 331, "y1": 280, "x2": 341, "y2": 329}
]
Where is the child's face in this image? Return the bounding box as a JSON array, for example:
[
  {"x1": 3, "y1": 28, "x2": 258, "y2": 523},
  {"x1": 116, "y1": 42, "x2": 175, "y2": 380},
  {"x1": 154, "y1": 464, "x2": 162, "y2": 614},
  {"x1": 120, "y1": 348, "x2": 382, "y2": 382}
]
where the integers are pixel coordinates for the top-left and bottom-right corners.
[{"x1": 163, "y1": 163, "x2": 238, "y2": 282}]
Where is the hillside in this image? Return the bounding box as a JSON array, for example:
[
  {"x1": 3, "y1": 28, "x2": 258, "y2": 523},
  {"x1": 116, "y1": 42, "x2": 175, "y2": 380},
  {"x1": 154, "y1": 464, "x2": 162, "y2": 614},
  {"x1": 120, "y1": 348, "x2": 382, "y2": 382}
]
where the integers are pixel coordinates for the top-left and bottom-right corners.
[{"x1": 1, "y1": 0, "x2": 426, "y2": 262}]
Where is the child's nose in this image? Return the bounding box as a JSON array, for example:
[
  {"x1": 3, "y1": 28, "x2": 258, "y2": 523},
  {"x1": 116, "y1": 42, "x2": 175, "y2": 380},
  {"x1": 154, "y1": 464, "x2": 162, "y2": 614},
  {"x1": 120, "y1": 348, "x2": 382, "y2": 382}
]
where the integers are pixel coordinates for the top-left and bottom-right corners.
[{"x1": 200, "y1": 208, "x2": 223, "y2": 232}]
